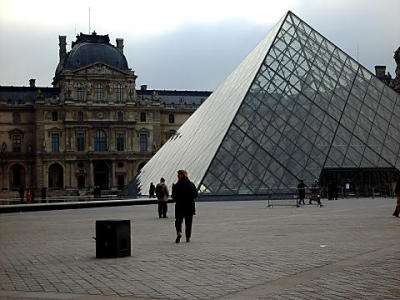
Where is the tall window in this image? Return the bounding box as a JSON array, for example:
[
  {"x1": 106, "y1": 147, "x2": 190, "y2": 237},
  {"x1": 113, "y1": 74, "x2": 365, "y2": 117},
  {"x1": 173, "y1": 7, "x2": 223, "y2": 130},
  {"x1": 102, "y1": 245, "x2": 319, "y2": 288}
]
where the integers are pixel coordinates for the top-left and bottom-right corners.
[
  {"x1": 95, "y1": 83, "x2": 104, "y2": 101},
  {"x1": 140, "y1": 134, "x2": 147, "y2": 152},
  {"x1": 51, "y1": 133, "x2": 59, "y2": 152},
  {"x1": 116, "y1": 84, "x2": 123, "y2": 102},
  {"x1": 75, "y1": 83, "x2": 84, "y2": 101},
  {"x1": 116, "y1": 133, "x2": 125, "y2": 151},
  {"x1": 12, "y1": 135, "x2": 21, "y2": 152},
  {"x1": 52, "y1": 111, "x2": 58, "y2": 121},
  {"x1": 117, "y1": 111, "x2": 124, "y2": 121},
  {"x1": 13, "y1": 112, "x2": 20, "y2": 123},
  {"x1": 140, "y1": 112, "x2": 146, "y2": 122},
  {"x1": 169, "y1": 113, "x2": 175, "y2": 123},
  {"x1": 94, "y1": 130, "x2": 107, "y2": 151},
  {"x1": 77, "y1": 111, "x2": 84, "y2": 121},
  {"x1": 76, "y1": 133, "x2": 85, "y2": 151}
]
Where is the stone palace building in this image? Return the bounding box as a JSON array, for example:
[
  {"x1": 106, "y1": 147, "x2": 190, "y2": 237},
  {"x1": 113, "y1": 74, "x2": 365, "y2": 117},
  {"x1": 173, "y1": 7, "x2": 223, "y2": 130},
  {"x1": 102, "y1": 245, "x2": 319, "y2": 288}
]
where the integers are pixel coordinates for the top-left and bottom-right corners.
[{"x1": 0, "y1": 32, "x2": 211, "y2": 197}]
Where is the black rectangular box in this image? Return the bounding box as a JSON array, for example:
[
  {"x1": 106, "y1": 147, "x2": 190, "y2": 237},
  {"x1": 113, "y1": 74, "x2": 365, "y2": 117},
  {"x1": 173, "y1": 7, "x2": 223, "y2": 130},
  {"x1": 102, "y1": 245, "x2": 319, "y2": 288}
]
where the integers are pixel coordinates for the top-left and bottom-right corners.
[{"x1": 96, "y1": 219, "x2": 131, "y2": 258}]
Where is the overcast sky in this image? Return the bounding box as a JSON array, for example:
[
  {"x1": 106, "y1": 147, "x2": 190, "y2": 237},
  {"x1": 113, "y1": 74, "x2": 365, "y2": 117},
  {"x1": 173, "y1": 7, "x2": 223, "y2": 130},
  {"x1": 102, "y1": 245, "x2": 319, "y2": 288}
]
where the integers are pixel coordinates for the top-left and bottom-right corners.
[{"x1": 0, "y1": 0, "x2": 399, "y2": 90}]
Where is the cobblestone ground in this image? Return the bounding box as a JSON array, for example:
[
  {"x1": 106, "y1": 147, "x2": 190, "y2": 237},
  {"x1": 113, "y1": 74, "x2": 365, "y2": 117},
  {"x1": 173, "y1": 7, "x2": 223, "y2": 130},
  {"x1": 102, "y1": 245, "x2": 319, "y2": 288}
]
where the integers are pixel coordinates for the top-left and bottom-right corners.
[{"x1": 0, "y1": 198, "x2": 399, "y2": 299}]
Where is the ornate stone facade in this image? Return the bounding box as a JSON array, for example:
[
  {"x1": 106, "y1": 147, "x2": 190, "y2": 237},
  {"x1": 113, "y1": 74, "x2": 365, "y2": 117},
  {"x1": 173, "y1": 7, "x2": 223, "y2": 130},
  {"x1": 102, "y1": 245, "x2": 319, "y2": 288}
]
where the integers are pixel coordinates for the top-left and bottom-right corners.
[{"x1": 0, "y1": 33, "x2": 211, "y2": 198}]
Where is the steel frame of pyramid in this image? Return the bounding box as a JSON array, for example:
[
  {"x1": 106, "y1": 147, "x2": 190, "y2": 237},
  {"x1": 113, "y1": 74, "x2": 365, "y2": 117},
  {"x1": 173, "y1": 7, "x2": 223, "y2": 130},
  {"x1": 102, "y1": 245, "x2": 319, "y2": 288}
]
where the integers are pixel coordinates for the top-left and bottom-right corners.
[{"x1": 132, "y1": 11, "x2": 400, "y2": 197}]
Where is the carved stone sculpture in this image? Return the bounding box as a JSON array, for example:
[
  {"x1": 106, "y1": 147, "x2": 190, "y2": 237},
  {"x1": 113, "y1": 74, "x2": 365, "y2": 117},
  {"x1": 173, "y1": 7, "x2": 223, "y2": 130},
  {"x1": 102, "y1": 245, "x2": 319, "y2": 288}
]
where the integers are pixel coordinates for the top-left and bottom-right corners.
[{"x1": 393, "y1": 47, "x2": 400, "y2": 93}]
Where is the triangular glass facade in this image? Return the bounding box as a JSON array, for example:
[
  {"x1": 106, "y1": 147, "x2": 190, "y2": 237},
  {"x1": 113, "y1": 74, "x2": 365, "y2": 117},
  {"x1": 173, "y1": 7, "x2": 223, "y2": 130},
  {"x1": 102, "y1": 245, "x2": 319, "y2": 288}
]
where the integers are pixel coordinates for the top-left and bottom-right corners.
[{"x1": 132, "y1": 11, "x2": 400, "y2": 197}]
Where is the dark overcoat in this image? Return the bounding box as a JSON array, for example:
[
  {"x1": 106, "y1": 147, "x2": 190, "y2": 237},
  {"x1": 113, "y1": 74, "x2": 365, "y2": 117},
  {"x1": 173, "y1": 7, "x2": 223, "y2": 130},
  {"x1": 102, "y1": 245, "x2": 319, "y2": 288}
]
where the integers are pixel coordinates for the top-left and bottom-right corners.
[
  {"x1": 172, "y1": 177, "x2": 198, "y2": 216},
  {"x1": 297, "y1": 182, "x2": 306, "y2": 199}
]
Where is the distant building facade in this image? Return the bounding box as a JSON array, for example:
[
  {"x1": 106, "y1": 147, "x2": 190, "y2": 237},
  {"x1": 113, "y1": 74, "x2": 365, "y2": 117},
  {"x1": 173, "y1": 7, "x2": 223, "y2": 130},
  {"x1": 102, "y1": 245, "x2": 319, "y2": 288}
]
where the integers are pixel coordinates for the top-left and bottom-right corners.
[
  {"x1": 375, "y1": 46, "x2": 400, "y2": 94},
  {"x1": 0, "y1": 32, "x2": 211, "y2": 197}
]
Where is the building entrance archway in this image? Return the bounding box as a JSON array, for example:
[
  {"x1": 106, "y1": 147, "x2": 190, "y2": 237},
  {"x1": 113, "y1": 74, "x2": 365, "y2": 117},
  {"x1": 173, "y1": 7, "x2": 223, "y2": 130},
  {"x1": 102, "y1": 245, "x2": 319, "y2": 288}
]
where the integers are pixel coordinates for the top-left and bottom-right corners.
[
  {"x1": 94, "y1": 161, "x2": 109, "y2": 190},
  {"x1": 48, "y1": 163, "x2": 63, "y2": 188},
  {"x1": 77, "y1": 175, "x2": 85, "y2": 189},
  {"x1": 320, "y1": 168, "x2": 400, "y2": 197},
  {"x1": 10, "y1": 164, "x2": 25, "y2": 190}
]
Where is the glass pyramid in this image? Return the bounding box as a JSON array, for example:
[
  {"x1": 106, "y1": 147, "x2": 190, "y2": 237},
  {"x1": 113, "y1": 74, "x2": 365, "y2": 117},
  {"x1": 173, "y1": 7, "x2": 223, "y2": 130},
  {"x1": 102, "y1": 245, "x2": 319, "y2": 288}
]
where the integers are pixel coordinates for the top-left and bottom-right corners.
[{"x1": 132, "y1": 11, "x2": 400, "y2": 197}]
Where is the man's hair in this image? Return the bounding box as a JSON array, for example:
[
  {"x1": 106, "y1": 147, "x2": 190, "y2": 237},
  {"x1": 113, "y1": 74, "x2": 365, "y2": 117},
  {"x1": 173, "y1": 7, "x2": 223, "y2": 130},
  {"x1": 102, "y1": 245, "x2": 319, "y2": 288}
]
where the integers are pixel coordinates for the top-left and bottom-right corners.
[
  {"x1": 160, "y1": 178, "x2": 165, "y2": 182},
  {"x1": 177, "y1": 170, "x2": 188, "y2": 177}
]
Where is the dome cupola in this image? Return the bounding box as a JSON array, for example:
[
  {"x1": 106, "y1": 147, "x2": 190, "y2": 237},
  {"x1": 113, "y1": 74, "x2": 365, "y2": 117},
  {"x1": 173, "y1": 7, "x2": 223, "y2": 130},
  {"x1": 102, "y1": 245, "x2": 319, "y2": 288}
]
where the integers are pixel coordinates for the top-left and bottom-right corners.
[{"x1": 55, "y1": 32, "x2": 129, "y2": 77}]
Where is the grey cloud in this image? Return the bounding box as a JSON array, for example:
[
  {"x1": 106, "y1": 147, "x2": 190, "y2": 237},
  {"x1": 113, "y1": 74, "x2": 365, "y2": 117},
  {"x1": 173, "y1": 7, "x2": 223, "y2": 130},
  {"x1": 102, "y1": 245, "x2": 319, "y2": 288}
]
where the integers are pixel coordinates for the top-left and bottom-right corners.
[{"x1": 1, "y1": 1, "x2": 399, "y2": 90}]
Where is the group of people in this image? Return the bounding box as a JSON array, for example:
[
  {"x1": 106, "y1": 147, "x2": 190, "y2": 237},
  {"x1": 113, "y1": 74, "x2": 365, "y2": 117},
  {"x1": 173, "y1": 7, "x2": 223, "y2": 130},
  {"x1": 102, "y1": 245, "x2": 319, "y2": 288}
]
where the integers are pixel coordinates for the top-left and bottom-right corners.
[
  {"x1": 18, "y1": 186, "x2": 47, "y2": 204},
  {"x1": 297, "y1": 177, "x2": 400, "y2": 218},
  {"x1": 297, "y1": 179, "x2": 322, "y2": 206},
  {"x1": 149, "y1": 170, "x2": 198, "y2": 243}
]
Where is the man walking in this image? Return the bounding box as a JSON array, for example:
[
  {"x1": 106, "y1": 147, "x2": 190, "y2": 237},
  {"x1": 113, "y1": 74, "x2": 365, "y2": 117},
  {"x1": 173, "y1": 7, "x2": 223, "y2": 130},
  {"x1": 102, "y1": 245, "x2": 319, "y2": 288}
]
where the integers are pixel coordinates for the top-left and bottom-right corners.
[
  {"x1": 156, "y1": 178, "x2": 169, "y2": 218},
  {"x1": 297, "y1": 180, "x2": 306, "y2": 205},
  {"x1": 172, "y1": 170, "x2": 198, "y2": 243}
]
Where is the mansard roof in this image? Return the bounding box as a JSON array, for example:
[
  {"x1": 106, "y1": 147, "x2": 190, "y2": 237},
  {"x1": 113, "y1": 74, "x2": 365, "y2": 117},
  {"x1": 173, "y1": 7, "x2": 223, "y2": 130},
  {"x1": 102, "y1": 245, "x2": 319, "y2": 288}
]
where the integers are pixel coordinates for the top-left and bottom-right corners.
[{"x1": 0, "y1": 86, "x2": 59, "y2": 103}]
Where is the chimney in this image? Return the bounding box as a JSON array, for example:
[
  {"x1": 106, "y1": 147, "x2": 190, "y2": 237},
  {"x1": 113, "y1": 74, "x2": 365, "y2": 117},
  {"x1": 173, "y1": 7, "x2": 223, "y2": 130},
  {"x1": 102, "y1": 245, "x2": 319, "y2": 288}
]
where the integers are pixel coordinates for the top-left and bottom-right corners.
[
  {"x1": 141, "y1": 85, "x2": 147, "y2": 91},
  {"x1": 29, "y1": 79, "x2": 36, "y2": 88},
  {"x1": 375, "y1": 65, "x2": 386, "y2": 79},
  {"x1": 59, "y1": 35, "x2": 67, "y2": 63},
  {"x1": 116, "y1": 38, "x2": 124, "y2": 53}
]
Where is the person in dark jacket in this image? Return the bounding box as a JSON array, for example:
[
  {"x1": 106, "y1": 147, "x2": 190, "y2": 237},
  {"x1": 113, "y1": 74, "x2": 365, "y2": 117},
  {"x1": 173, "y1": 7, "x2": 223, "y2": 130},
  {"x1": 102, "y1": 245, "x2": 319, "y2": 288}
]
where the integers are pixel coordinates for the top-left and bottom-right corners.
[
  {"x1": 172, "y1": 170, "x2": 198, "y2": 243},
  {"x1": 18, "y1": 186, "x2": 24, "y2": 203},
  {"x1": 156, "y1": 178, "x2": 169, "y2": 218},
  {"x1": 393, "y1": 178, "x2": 400, "y2": 217},
  {"x1": 149, "y1": 182, "x2": 155, "y2": 198},
  {"x1": 297, "y1": 180, "x2": 306, "y2": 205}
]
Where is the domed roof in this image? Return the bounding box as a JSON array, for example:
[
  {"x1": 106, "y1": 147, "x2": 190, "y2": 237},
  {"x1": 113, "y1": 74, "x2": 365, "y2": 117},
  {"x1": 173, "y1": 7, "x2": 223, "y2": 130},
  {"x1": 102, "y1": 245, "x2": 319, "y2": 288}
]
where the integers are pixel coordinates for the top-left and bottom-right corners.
[{"x1": 63, "y1": 32, "x2": 129, "y2": 71}]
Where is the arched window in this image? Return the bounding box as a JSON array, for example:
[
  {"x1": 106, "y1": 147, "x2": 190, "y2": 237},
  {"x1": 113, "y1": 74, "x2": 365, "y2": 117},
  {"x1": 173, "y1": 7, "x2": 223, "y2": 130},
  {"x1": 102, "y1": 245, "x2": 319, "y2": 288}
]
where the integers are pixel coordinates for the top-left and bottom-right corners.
[
  {"x1": 137, "y1": 162, "x2": 146, "y2": 173},
  {"x1": 117, "y1": 111, "x2": 124, "y2": 121},
  {"x1": 95, "y1": 83, "x2": 104, "y2": 101},
  {"x1": 116, "y1": 84, "x2": 123, "y2": 102},
  {"x1": 75, "y1": 83, "x2": 84, "y2": 101},
  {"x1": 167, "y1": 130, "x2": 177, "y2": 140},
  {"x1": 48, "y1": 163, "x2": 63, "y2": 188},
  {"x1": 94, "y1": 130, "x2": 107, "y2": 151}
]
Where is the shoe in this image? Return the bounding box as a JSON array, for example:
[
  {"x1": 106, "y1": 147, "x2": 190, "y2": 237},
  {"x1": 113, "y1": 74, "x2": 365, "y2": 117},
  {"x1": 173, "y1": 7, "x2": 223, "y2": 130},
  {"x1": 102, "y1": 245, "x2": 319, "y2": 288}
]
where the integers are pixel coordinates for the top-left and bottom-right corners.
[
  {"x1": 393, "y1": 213, "x2": 399, "y2": 217},
  {"x1": 186, "y1": 237, "x2": 191, "y2": 243},
  {"x1": 175, "y1": 232, "x2": 182, "y2": 243}
]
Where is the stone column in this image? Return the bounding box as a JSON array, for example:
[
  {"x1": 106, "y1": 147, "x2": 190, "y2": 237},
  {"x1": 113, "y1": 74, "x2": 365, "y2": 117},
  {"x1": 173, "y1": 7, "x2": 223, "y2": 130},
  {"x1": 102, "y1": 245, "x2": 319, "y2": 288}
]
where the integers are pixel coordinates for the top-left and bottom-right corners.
[
  {"x1": 90, "y1": 160, "x2": 94, "y2": 187},
  {"x1": 65, "y1": 162, "x2": 72, "y2": 189},
  {"x1": 112, "y1": 160, "x2": 116, "y2": 189},
  {"x1": 0, "y1": 162, "x2": 4, "y2": 190}
]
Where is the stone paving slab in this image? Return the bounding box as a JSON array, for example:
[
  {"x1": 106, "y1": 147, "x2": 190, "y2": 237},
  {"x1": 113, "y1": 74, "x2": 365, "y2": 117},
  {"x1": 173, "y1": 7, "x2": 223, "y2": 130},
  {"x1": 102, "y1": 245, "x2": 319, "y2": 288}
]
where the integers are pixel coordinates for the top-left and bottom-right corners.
[{"x1": 0, "y1": 198, "x2": 399, "y2": 299}]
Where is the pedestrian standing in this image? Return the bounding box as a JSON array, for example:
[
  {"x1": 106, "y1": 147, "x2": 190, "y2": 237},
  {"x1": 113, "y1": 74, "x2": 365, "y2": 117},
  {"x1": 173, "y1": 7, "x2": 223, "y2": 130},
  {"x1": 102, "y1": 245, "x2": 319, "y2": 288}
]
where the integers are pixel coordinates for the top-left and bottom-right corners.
[
  {"x1": 19, "y1": 186, "x2": 24, "y2": 203},
  {"x1": 41, "y1": 187, "x2": 47, "y2": 200},
  {"x1": 393, "y1": 177, "x2": 400, "y2": 217},
  {"x1": 26, "y1": 189, "x2": 32, "y2": 204},
  {"x1": 297, "y1": 180, "x2": 306, "y2": 205},
  {"x1": 156, "y1": 178, "x2": 169, "y2": 218},
  {"x1": 172, "y1": 170, "x2": 198, "y2": 243},
  {"x1": 149, "y1": 182, "x2": 155, "y2": 198}
]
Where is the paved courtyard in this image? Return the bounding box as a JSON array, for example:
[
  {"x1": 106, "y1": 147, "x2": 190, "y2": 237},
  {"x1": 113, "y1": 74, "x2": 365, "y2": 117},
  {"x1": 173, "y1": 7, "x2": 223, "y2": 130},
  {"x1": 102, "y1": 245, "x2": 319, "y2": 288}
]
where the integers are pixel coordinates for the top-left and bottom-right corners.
[{"x1": 0, "y1": 197, "x2": 399, "y2": 299}]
